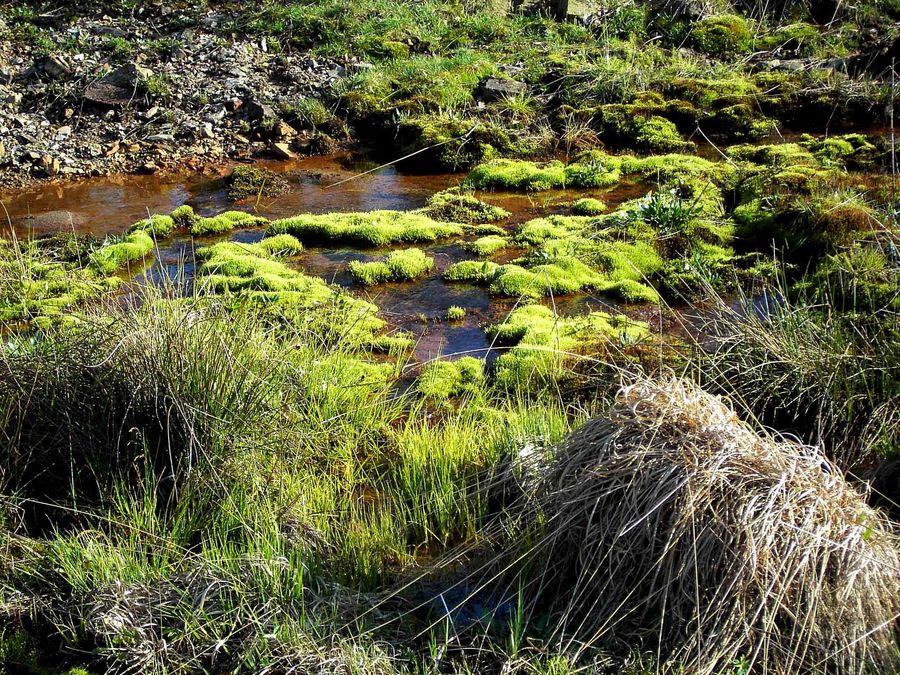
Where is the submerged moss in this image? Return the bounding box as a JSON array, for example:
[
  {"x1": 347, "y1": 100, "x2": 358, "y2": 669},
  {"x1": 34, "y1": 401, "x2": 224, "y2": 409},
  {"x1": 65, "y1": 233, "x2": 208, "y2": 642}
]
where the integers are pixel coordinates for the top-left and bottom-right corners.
[
  {"x1": 417, "y1": 357, "x2": 485, "y2": 400},
  {"x1": 227, "y1": 165, "x2": 290, "y2": 201},
  {"x1": 485, "y1": 304, "x2": 648, "y2": 389},
  {"x1": 190, "y1": 211, "x2": 269, "y2": 236},
  {"x1": 267, "y1": 211, "x2": 463, "y2": 246},
  {"x1": 419, "y1": 187, "x2": 510, "y2": 224},
  {"x1": 348, "y1": 248, "x2": 435, "y2": 285}
]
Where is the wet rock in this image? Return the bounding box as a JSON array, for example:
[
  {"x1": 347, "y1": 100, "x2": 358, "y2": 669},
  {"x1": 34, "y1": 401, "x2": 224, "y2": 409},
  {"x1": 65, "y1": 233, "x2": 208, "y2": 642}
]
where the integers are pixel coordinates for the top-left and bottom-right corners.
[
  {"x1": 479, "y1": 77, "x2": 527, "y2": 101},
  {"x1": 271, "y1": 142, "x2": 295, "y2": 160}
]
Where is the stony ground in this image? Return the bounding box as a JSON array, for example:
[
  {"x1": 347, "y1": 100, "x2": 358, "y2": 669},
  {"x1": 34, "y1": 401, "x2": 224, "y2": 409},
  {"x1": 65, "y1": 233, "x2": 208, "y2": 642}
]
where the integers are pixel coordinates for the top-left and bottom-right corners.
[{"x1": 0, "y1": 7, "x2": 360, "y2": 188}]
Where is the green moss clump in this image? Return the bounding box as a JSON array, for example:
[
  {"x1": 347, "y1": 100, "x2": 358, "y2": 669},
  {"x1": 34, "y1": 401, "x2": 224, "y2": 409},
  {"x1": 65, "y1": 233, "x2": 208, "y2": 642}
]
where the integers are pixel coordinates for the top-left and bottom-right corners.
[
  {"x1": 227, "y1": 165, "x2": 290, "y2": 201},
  {"x1": 127, "y1": 213, "x2": 177, "y2": 237},
  {"x1": 170, "y1": 205, "x2": 198, "y2": 227},
  {"x1": 446, "y1": 305, "x2": 466, "y2": 321},
  {"x1": 267, "y1": 211, "x2": 463, "y2": 246},
  {"x1": 420, "y1": 187, "x2": 510, "y2": 223},
  {"x1": 620, "y1": 153, "x2": 736, "y2": 186},
  {"x1": 470, "y1": 224, "x2": 507, "y2": 236},
  {"x1": 90, "y1": 231, "x2": 155, "y2": 274},
  {"x1": 691, "y1": 15, "x2": 752, "y2": 56},
  {"x1": 464, "y1": 159, "x2": 567, "y2": 191},
  {"x1": 444, "y1": 252, "x2": 659, "y2": 301},
  {"x1": 347, "y1": 248, "x2": 435, "y2": 285},
  {"x1": 195, "y1": 238, "x2": 393, "y2": 349},
  {"x1": 595, "y1": 108, "x2": 692, "y2": 153},
  {"x1": 417, "y1": 357, "x2": 485, "y2": 400},
  {"x1": 190, "y1": 211, "x2": 269, "y2": 236},
  {"x1": 464, "y1": 154, "x2": 622, "y2": 192},
  {"x1": 571, "y1": 198, "x2": 606, "y2": 216},
  {"x1": 484, "y1": 304, "x2": 648, "y2": 388},
  {"x1": 466, "y1": 235, "x2": 510, "y2": 257},
  {"x1": 0, "y1": 239, "x2": 122, "y2": 325}
]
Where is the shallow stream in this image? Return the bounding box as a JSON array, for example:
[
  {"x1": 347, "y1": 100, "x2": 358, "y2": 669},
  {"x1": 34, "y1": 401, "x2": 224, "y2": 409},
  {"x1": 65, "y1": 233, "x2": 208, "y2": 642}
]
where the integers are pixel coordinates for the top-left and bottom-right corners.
[{"x1": 2, "y1": 154, "x2": 676, "y2": 362}]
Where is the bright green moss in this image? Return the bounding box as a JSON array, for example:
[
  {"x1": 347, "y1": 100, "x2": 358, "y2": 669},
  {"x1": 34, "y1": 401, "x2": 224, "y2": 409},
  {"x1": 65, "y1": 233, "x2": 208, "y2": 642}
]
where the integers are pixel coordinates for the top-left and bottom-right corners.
[
  {"x1": 90, "y1": 231, "x2": 155, "y2": 274},
  {"x1": 194, "y1": 237, "x2": 393, "y2": 348},
  {"x1": 443, "y1": 253, "x2": 656, "y2": 301},
  {"x1": 515, "y1": 215, "x2": 594, "y2": 246},
  {"x1": 691, "y1": 15, "x2": 752, "y2": 56},
  {"x1": 443, "y1": 259, "x2": 500, "y2": 283},
  {"x1": 464, "y1": 159, "x2": 568, "y2": 191},
  {"x1": 190, "y1": 211, "x2": 269, "y2": 236},
  {"x1": 419, "y1": 187, "x2": 510, "y2": 223},
  {"x1": 463, "y1": 155, "x2": 622, "y2": 191},
  {"x1": 266, "y1": 211, "x2": 463, "y2": 246},
  {"x1": 127, "y1": 213, "x2": 176, "y2": 237},
  {"x1": 417, "y1": 357, "x2": 485, "y2": 400},
  {"x1": 347, "y1": 248, "x2": 435, "y2": 285},
  {"x1": 466, "y1": 235, "x2": 510, "y2": 257},
  {"x1": 571, "y1": 198, "x2": 606, "y2": 215},
  {"x1": 484, "y1": 304, "x2": 648, "y2": 388},
  {"x1": 1, "y1": 241, "x2": 123, "y2": 325},
  {"x1": 446, "y1": 305, "x2": 466, "y2": 321},
  {"x1": 620, "y1": 153, "x2": 736, "y2": 186},
  {"x1": 801, "y1": 134, "x2": 879, "y2": 171},
  {"x1": 470, "y1": 224, "x2": 507, "y2": 236}
]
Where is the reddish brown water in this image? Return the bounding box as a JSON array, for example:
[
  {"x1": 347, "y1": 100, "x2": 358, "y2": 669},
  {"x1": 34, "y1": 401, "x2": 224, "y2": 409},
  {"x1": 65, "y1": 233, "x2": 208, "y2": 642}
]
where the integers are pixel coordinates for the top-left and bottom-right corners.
[{"x1": 1, "y1": 154, "x2": 658, "y2": 362}]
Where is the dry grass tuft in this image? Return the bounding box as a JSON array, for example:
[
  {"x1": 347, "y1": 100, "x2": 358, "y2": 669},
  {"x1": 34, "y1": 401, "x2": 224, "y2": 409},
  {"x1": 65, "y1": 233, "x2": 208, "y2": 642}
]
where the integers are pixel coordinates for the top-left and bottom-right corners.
[{"x1": 484, "y1": 378, "x2": 900, "y2": 674}]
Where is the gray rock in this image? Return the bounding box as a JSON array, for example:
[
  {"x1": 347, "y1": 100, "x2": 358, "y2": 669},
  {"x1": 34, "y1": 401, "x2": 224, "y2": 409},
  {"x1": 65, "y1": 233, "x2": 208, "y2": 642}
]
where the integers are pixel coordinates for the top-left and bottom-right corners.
[
  {"x1": 479, "y1": 77, "x2": 527, "y2": 101},
  {"x1": 84, "y1": 62, "x2": 152, "y2": 107}
]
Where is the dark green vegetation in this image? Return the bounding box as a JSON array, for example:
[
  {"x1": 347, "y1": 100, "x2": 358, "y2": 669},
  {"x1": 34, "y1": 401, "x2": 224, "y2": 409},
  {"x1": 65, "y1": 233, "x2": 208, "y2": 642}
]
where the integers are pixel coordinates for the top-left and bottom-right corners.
[{"x1": 1, "y1": 0, "x2": 899, "y2": 673}]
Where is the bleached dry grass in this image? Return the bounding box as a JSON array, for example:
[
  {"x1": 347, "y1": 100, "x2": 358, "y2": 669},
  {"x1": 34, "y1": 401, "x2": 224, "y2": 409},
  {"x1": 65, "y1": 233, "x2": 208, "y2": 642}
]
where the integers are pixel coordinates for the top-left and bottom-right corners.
[{"x1": 479, "y1": 378, "x2": 900, "y2": 673}]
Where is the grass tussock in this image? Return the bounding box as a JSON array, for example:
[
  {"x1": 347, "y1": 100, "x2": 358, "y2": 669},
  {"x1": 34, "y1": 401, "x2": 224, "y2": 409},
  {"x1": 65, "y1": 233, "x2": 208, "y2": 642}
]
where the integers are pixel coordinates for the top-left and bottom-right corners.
[{"x1": 474, "y1": 378, "x2": 900, "y2": 674}]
